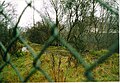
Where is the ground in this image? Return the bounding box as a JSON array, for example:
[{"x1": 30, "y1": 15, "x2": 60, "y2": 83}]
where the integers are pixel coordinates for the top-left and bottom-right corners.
[{"x1": 0, "y1": 43, "x2": 119, "y2": 82}]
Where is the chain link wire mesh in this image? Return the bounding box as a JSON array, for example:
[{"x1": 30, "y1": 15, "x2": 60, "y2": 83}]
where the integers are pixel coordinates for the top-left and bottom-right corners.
[{"x1": 0, "y1": 0, "x2": 119, "y2": 82}]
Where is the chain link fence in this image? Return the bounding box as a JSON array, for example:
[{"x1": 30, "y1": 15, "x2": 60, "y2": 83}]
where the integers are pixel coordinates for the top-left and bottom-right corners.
[{"x1": 0, "y1": 0, "x2": 119, "y2": 82}]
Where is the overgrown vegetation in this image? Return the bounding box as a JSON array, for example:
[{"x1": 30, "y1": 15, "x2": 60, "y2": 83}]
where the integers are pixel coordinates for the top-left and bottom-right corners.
[
  {"x1": 0, "y1": 0, "x2": 119, "y2": 82},
  {"x1": 0, "y1": 44, "x2": 119, "y2": 82}
]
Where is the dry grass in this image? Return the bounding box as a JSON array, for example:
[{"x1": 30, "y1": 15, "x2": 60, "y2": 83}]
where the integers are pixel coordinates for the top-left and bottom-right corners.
[{"x1": 0, "y1": 44, "x2": 119, "y2": 82}]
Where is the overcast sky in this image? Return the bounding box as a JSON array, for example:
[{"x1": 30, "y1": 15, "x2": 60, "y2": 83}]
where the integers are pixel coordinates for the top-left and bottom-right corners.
[
  {"x1": 1, "y1": 0, "x2": 119, "y2": 28},
  {"x1": 15, "y1": 0, "x2": 55, "y2": 28},
  {"x1": 1, "y1": 0, "x2": 55, "y2": 28},
  {"x1": 15, "y1": 0, "x2": 45, "y2": 27}
]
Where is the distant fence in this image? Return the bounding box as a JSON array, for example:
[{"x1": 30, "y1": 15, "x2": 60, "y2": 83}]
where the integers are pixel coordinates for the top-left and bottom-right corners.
[{"x1": 0, "y1": 0, "x2": 119, "y2": 82}]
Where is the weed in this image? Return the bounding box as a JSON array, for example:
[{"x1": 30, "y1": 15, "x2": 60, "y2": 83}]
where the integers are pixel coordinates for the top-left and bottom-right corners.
[{"x1": 0, "y1": 44, "x2": 119, "y2": 82}]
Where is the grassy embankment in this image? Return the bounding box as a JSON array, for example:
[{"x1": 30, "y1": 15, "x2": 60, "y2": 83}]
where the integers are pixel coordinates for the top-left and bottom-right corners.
[{"x1": 0, "y1": 43, "x2": 119, "y2": 82}]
